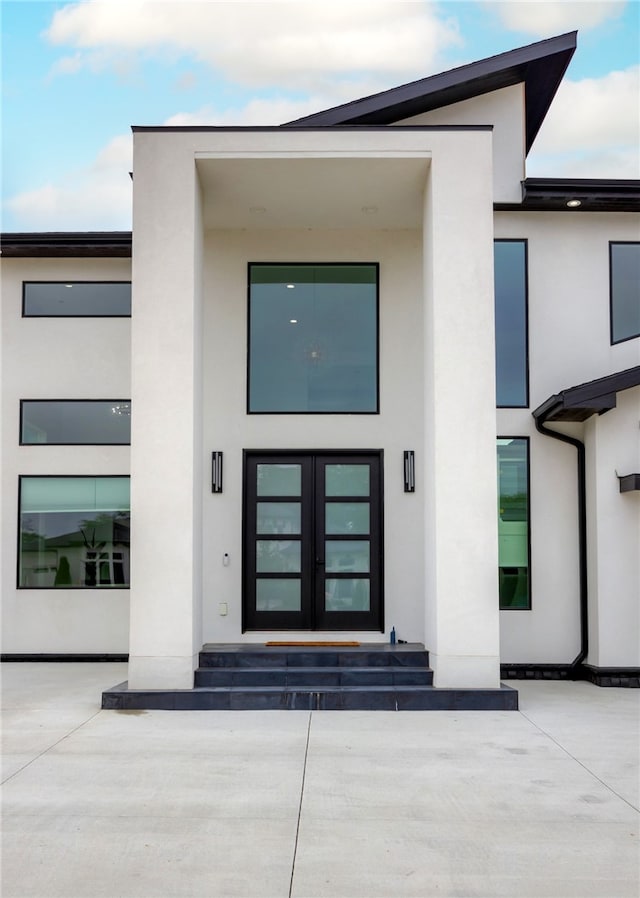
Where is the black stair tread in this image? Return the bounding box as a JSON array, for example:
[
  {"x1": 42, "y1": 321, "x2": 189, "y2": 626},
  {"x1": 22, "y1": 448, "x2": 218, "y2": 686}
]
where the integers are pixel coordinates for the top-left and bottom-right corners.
[
  {"x1": 196, "y1": 664, "x2": 431, "y2": 674},
  {"x1": 190, "y1": 684, "x2": 500, "y2": 694},
  {"x1": 201, "y1": 642, "x2": 426, "y2": 652}
]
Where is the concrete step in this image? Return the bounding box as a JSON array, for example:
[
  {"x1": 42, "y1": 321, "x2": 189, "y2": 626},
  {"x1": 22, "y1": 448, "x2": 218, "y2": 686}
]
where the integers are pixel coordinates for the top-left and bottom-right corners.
[
  {"x1": 102, "y1": 683, "x2": 518, "y2": 711},
  {"x1": 194, "y1": 665, "x2": 434, "y2": 687}
]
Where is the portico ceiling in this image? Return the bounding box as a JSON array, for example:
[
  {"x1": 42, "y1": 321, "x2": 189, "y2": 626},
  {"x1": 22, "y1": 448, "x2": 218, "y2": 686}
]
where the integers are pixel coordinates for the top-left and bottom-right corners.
[{"x1": 195, "y1": 156, "x2": 429, "y2": 230}]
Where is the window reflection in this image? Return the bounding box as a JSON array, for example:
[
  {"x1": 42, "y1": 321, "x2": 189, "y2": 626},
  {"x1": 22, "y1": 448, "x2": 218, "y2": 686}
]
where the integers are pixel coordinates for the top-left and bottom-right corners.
[{"x1": 19, "y1": 477, "x2": 130, "y2": 588}]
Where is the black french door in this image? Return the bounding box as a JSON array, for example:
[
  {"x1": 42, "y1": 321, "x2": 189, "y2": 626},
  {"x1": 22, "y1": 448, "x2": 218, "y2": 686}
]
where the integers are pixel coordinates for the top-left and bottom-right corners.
[{"x1": 243, "y1": 451, "x2": 383, "y2": 631}]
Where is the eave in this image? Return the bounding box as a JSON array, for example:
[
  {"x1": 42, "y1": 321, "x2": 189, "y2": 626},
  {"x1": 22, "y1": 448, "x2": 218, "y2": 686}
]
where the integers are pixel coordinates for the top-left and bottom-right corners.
[
  {"x1": 533, "y1": 366, "x2": 640, "y2": 423},
  {"x1": 1, "y1": 232, "x2": 132, "y2": 258},
  {"x1": 495, "y1": 178, "x2": 640, "y2": 213},
  {"x1": 284, "y1": 32, "x2": 577, "y2": 153}
]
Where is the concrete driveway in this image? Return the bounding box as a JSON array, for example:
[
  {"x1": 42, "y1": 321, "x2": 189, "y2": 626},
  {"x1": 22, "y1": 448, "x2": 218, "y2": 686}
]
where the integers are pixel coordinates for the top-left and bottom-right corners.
[{"x1": 2, "y1": 663, "x2": 638, "y2": 898}]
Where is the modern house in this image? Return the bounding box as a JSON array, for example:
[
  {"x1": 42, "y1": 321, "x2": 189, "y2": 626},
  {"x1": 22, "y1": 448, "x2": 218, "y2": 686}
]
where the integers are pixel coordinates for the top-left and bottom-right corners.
[{"x1": 2, "y1": 32, "x2": 639, "y2": 708}]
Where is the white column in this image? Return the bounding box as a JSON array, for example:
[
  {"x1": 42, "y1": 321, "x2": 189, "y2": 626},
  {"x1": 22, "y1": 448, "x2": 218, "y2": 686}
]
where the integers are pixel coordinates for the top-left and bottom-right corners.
[
  {"x1": 585, "y1": 387, "x2": 640, "y2": 668},
  {"x1": 128, "y1": 133, "x2": 203, "y2": 688},
  {"x1": 422, "y1": 132, "x2": 501, "y2": 688}
]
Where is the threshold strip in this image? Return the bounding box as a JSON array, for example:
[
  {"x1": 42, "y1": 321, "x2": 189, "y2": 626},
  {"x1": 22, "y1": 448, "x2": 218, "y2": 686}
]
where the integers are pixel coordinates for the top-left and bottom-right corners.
[{"x1": 289, "y1": 711, "x2": 312, "y2": 898}]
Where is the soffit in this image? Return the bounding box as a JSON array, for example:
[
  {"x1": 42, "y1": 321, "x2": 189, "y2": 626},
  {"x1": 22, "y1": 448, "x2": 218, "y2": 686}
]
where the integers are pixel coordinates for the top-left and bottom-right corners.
[{"x1": 196, "y1": 157, "x2": 429, "y2": 229}]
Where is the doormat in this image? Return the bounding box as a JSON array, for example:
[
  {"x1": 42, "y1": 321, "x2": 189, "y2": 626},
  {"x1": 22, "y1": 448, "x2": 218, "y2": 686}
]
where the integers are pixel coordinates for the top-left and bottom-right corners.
[{"x1": 265, "y1": 641, "x2": 361, "y2": 647}]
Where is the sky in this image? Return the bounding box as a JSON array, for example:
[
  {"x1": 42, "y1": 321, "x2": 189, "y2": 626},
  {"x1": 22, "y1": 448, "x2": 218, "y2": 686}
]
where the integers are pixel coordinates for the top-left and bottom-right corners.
[{"x1": 2, "y1": 0, "x2": 639, "y2": 232}]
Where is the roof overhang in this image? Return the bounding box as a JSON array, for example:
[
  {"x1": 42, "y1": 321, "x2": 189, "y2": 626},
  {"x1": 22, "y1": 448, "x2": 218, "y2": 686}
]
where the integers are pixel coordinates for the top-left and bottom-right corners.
[
  {"x1": 1, "y1": 232, "x2": 132, "y2": 258},
  {"x1": 284, "y1": 32, "x2": 576, "y2": 154},
  {"x1": 495, "y1": 178, "x2": 640, "y2": 213},
  {"x1": 533, "y1": 366, "x2": 640, "y2": 422}
]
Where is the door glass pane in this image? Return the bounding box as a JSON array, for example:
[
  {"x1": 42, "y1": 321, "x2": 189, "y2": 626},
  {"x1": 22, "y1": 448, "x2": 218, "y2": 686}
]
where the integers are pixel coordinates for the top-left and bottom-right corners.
[
  {"x1": 256, "y1": 540, "x2": 301, "y2": 573},
  {"x1": 325, "y1": 541, "x2": 370, "y2": 572},
  {"x1": 325, "y1": 579, "x2": 370, "y2": 611},
  {"x1": 325, "y1": 465, "x2": 370, "y2": 496},
  {"x1": 257, "y1": 503, "x2": 301, "y2": 534},
  {"x1": 257, "y1": 464, "x2": 301, "y2": 496},
  {"x1": 256, "y1": 579, "x2": 301, "y2": 611},
  {"x1": 326, "y1": 503, "x2": 369, "y2": 535}
]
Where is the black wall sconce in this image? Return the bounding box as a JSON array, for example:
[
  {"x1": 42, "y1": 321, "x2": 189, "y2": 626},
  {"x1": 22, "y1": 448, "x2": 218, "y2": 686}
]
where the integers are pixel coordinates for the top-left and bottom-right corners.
[
  {"x1": 403, "y1": 450, "x2": 415, "y2": 493},
  {"x1": 211, "y1": 452, "x2": 223, "y2": 493}
]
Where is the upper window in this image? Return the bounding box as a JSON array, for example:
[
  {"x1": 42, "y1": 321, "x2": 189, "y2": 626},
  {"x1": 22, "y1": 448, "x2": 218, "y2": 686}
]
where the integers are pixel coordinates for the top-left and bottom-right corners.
[
  {"x1": 248, "y1": 264, "x2": 379, "y2": 413},
  {"x1": 610, "y1": 243, "x2": 640, "y2": 344},
  {"x1": 23, "y1": 282, "x2": 131, "y2": 317},
  {"x1": 494, "y1": 241, "x2": 528, "y2": 407},
  {"x1": 20, "y1": 401, "x2": 131, "y2": 445},
  {"x1": 18, "y1": 476, "x2": 130, "y2": 589}
]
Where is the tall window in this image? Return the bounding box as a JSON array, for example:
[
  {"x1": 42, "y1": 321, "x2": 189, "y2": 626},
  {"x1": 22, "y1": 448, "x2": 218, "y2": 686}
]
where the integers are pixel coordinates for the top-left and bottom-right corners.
[
  {"x1": 21, "y1": 401, "x2": 131, "y2": 445},
  {"x1": 494, "y1": 241, "x2": 528, "y2": 407},
  {"x1": 23, "y1": 282, "x2": 131, "y2": 317},
  {"x1": 248, "y1": 264, "x2": 379, "y2": 413},
  {"x1": 18, "y1": 477, "x2": 130, "y2": 588},
  {"x1": 497, "y1": 438, "x2": 530, "y2": 609},
  {"x1": 610, "y1": 243, "x2": 640, "y2": 344}
]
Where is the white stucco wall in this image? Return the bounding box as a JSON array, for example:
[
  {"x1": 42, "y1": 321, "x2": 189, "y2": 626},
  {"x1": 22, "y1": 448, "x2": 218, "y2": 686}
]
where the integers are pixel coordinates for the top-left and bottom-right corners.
[
  {"x1": 200, "y1": 228, "x2": 426, "y2": 645},
  {"x1": 496, "y1": 212, "x2": 640, "y2": 666},
  {"x1": 398, "y1": 84, "x2": 525, "y2": 204},
  {"x1": 585, "y1": 387, "x2": 640, "y2": 667},
  {"x1": 1, "y1": 257, "x2": 131, "y2": 653}
]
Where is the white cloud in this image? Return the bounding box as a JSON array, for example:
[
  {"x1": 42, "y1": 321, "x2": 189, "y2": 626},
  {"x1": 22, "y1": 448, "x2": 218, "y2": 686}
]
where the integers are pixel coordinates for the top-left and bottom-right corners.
[
  {"x1": 528, "y1": 65, "x2": 640, "y2": 176},
  {"x1": 5, "y1": 134, "x2": 133, "y2": 230},
  {"x1": 45, "y1": 0, "x2": 462, "y2": 90},
  {"x1": 484, "y1": 0, "x2": 626, "y2": 36}
]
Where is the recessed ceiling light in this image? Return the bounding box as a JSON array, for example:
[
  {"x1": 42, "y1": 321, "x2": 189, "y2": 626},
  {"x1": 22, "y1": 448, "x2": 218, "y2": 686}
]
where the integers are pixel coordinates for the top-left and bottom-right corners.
[
  {"x1": 286, "y1": 284, "x2": 295, "y2": 289},
  {"x1": 566, "y1": 199, "x2": 582, "y2": 208},
  {"x1": 289, "y1": 319, "x2": 298, "y2": 324},
  {"x1": 65, "y1": 284, "x2": 73, "y2": 288}
]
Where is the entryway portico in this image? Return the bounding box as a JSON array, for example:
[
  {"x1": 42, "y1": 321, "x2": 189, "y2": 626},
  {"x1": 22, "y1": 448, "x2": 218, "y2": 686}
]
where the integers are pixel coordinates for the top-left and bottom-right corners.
[{"x1": 127, "y1": 127, "x2": 501, "y2": 692}]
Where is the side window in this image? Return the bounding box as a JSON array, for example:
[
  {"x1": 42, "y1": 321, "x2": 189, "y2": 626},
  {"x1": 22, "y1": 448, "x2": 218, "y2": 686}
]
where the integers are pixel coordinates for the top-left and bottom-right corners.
[
  {"x1": 610, "y1": 243, "x2": 640, "y2": 344},
  {"x1": 497, "y1": 438, "x2": 530, "y2": 610},
  {"x1": 20, "y1": 401, "x2": 131, "y2": 445},
  {"x1": 18, "y1": 476, "x2": 130, "y2": 588},
  {"x1": 22, "y1": 282, "x2": 131, "y2": 317},
  {"x1": 248, "y1": 264, "x2": 379, "y2": 413},
  {"x1": 494, "y1": 241, "x2": 528, "y2": 408}
]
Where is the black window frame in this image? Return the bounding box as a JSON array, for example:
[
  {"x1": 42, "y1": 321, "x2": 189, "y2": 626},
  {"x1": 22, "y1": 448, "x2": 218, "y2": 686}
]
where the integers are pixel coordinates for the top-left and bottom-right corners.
[
  {"x1": 494, "y1": 239, "x2": 530, "y2": 409},
  {"x1": 17, "y1": 474, "x2": 131, "y2": 590},
  {"x1": 609, "y1": 242, "x2": 640, "y2": 345},
  {"x1": 22, "y1": 281, "x2": 132, "y2": 318},
  {"x1": 19, "y1": 400, "x2": 132, "y2": 446},
  {"x1": 497, "y1": 435, "x2": 531, "y2": 611},
  {"x1": 246, "y1": 262, "x2": 380, "y2": 415}
]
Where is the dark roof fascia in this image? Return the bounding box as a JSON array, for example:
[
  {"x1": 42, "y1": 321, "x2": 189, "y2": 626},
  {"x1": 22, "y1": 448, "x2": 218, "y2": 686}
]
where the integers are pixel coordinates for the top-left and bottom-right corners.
[
  {"x1": 283, "y1": 32, "x2": 577, "y2": 153},
  {"x1": 533, "y1": 366, "x2": 640, "y2": 422},
  {"x1": 1, "y1": 232, "x2": 132, "y2": 258},
  {"x1": 495, "y1": 178, "x2": 640, "y2": 213},
  {"x1": 131, "y1": 124, "x2": 491, "y2": 133}
]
